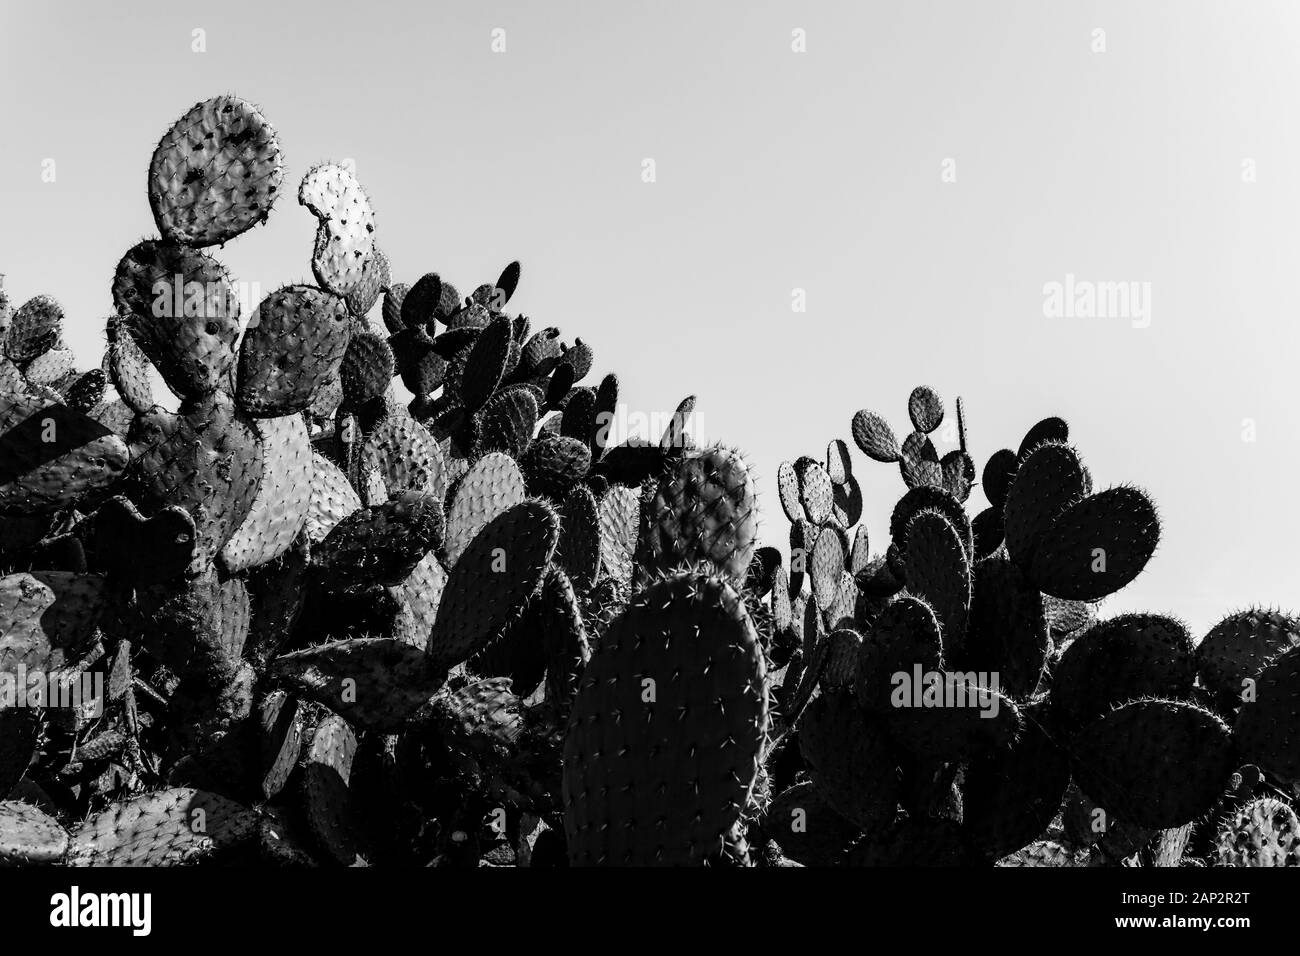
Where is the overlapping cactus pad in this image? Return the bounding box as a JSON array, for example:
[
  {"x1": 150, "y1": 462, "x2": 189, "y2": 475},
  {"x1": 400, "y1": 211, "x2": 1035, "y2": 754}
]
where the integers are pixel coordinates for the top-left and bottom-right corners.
[{"x1": 0, "y1": 96, "x2": 1296, "y2": 868}]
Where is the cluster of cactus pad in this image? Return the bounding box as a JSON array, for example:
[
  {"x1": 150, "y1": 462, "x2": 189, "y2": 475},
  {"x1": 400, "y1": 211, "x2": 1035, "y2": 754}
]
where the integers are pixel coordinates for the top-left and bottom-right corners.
[{"x1": 0, "y1": 97, "x2": 1297, "y2": 867}]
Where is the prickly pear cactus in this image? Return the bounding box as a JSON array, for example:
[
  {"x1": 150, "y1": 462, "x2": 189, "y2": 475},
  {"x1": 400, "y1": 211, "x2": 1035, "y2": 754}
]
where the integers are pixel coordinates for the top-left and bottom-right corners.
[
  {"x1": 639, "y1": 445, "x2": 759, "y2": 585},
  {"x1": 0, "y1": 92, "x2": 1294, "y2": 872},
  {"x1": 563, "y1": 571, "x2": 768, "y2": 865}
]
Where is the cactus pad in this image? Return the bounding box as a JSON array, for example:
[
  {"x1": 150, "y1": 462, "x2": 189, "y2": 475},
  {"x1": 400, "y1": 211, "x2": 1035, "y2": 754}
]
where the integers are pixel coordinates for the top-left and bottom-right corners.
[
  {"x1": 1215, "y1": 797, "x2": 1300, "y2": 867},
  {"x1": 315, "y1": 491, "x2": 444, "y2": 589},
  {"x1": 128, "y1": 391, "x2": 264, "y2": 571},
  {"x1": 69, "y1": 788, "x2": 260, "y2": 865},
  {"x1": 237, "y1": 286, "x2": 351, "y2": 416},
  {"x1": 149, "y1": 95, "x2": 284, "y2": 247},
  {"x1": 5, "y1": 296, "x2": 63, "y2": 363},
  {"x1": 272, "y1": 638, "x2": 446, "y2": 731},
  {"x1": 1050, "y1": 614, "x2": 1194, "y2": 733},
  {"x1": 299, "y1": 164, "x2": 378, "y2": 297},
  {"x1": 907, "y1": 385, "x2": 944, "y2": 434},
  {"x1": 112, "y1": 239, "x2": 241, "y2": 397},
  {"x1": 563, "y1": 571, "x2": 768, "y2": 865},
  {"x1": 799, "y1": 690, "x2": 901, "y2": 829},
  {"x1": 851, "y1": 409, "x2": 900, "y2": 463},
  {"x1": 0, "y1": 393, "x2": 129, "y2": 515},
  {"x1": 360, "y1": 413, "x2": 446, "y2": 500},
  {"x1": 441, "y1": 452, "x2": 526, "y2": 567},
  {"x1": 219, "y1": 414, "x2": 313, "y2": 572},
  {"x1": 1071, "y1": 699, "x2": 1236, "y2": 829},
  {"x1": 0, "y1": 801, "x2": 68, "y2": 864},
  {"x1": 427, "y1": 500, "x2": 559, "y2": 670},
  {"x1": 1196, "y1": 608, "x2": 1300, "y2": 702},
  {"x1": 1233, "y1": 645, "x2": 1300, "y2": 785},
  {"x1": 641, "y1": 445, "x2": 758, "y2": 585}
]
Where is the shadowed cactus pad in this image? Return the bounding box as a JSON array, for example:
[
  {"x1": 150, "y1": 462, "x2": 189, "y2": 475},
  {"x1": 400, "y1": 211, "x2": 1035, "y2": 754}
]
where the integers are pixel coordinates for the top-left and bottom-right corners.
[
  {"x1": 1196, "y1": 608, "x2": 1300, "y2": 702},
  {"x1": 91, "y1": 495, "x2": 196, "y2": 584},
  {"x1": 303, "y1": 716, "x2": 363, "y2": 866},
  {"x1": 112, "y1": 239, "x2": 241, "y2": 397},
  {"x1": 799, "y1": 690, "x2": 901, "y2": 830},
  {"x1": 338, "y1": 330, "x2": 395, "y2": 409},
  {"x1": 902, "y1": 509, "x2": 971, "y2": 652},
  {"x1": 640, "y1": 445, "x2": 758, "y2": 585},
  {"x1": 520, "y1": 434, "x2": 591, "y2": 500},
  {"x1": 0, "y1": 393, "x2": 129, "y2": 515},
  {"x1": 128, "y1": 391, "x2": 264, "y2": 572},
  {"x1": 960, "y1": 555, "x2": 1047, "y2": 698},
  {"x1": 271, "y1": 638, "x2": 446, "y2": 731},
  {"x1": 346, "y1": 246, "x2": 389, "y2": 317},
  {"x1": 1003, "y1": 441, "x2": 1087, "y2": 567},
  {"x1": 427, "y1": 499, "x2": 560, "y2": 670},
  {"x1": 1027, "y1": 486, "x2": 1160, "y2": 601},
  {"x1": 562, "y1": 571, "x2": 768, "y2": 865},
  {"x1": 757, "y1": 782, "x2": 861, "y2": 866},
  {"x1": 1, "y1": 571, "x2": 106, "y2": 673},
  {"x1": 1233, "y1": 645, "x2": 1300, "y2": 785},
  {"x1": 1005, "y1": 443, "x2": 1159, "y2": 601},
  {"x1": 1050, "y1": 614, "x2": 1195, "y2": 733},
  {"x1": 314, "y1": 491, "x2": 445, "y2": 589},
  {"x1": 962, "y1": 704, "x2": 1070, "y2": 860},
  {"x1": 898, "y1": 432, "x2": 941, "y2": 489},
  {"x1": 1071, "y1": 699, "x2": 1236, "y2": 829},
  {"x1": 479, "y1": 386, "x2": 539, "y2": 458}
]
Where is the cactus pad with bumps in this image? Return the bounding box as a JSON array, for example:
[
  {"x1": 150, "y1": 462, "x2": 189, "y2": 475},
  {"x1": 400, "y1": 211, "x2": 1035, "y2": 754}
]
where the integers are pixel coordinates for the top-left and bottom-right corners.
[
  {"x1": 299, "y1": 164, "x2": 377, "y2": 298},
  {"x1": 428, "y1": 500, "x2": 560, "y2": 669},
  {"x1": 0, "y1": 801, "x2": 69, "y2": 865},
  {"x1": 219, "y1": 414, "x2": 313, "y2": 572},
  {"x1": 68, "y1": 788, "x2": 260, "y2": 866},
  {"x1": 563, "y1": 571, "x2": 768, "y2": 865},
  {"x1": 148, "y1": 95, "x2": 284, "y2": 247},
  {"x1": 641, "y1": 445, "x2": 759, "y2": 585},
  {"x1": 237, "y1": 286, "x2": 351, "y2": 416},
  {"x1": 1071, "y1": 699, "x2": 1236, "y2": 829},
  {"x1": 112, "y1": 239, "x2": 242, "y2": 398}
]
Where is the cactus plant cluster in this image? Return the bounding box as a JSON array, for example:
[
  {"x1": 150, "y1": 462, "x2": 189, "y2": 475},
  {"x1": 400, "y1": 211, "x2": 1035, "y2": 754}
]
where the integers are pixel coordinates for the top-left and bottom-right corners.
[
  {"x1": 0, "y1": 95, "x2": 1297, "y2": 867},
  {"x1": 754, "y1": 390, "x2": 1299, "y2": 866}
]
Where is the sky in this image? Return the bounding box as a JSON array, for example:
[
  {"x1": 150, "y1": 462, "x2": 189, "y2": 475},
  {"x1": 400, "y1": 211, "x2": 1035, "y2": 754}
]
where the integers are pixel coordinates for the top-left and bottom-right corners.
[{"x1": 2, "y1": 0, "x2": 1297, "y2": 635}]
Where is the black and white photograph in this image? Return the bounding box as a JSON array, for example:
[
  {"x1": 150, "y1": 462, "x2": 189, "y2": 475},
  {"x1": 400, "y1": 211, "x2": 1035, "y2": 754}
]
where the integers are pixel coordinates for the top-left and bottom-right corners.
[{"x1": 0, "y1": 0, "x2": 1294, "y2": 938}]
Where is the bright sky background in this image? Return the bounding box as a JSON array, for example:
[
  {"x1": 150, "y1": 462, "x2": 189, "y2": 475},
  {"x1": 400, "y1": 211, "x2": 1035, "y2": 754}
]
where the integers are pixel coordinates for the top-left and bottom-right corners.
[{"x1": 2, "y1": 1, "x2": 1297, "y2": 635}]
